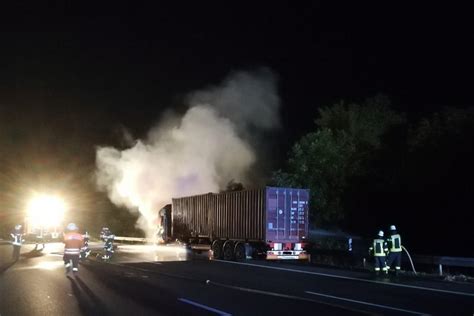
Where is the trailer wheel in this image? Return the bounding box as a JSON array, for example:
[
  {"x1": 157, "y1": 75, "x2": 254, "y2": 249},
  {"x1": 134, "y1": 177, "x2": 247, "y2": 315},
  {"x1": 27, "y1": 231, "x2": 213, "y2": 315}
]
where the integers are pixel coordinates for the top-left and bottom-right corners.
[
  {"x1": 212, "y1": 240, "x2": 223, "y2": 259},
  {"x1": 223, "y1": 241, "x2": 234, "y2": 261},
  {"x1": 234, "y1": 242, "x2": 246, "y2": 261}
]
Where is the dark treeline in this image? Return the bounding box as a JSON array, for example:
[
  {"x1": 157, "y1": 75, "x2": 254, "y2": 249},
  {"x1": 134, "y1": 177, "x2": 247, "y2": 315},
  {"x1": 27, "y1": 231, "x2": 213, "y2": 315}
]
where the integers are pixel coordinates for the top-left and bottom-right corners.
[{"x1": 273, "y1": 95, "x2": 474, "y2": 256}]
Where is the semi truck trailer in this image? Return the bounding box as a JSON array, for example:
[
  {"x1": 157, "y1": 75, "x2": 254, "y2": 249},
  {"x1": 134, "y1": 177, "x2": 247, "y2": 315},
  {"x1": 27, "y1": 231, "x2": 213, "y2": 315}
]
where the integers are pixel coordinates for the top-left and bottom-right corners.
[{"x1": 158, "y1": 187, "x2": 310, "y2": 260}]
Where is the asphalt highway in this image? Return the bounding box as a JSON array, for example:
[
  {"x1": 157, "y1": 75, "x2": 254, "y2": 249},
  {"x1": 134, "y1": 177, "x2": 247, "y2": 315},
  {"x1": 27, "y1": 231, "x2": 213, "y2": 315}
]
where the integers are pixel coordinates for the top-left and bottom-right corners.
[{"x1": 1, "y1": 242, "x2": 473, "y2": 315}]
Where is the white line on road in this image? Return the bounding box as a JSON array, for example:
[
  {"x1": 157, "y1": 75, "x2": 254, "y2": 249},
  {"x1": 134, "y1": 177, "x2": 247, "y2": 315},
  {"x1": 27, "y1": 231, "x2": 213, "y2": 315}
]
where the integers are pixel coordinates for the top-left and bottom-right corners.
[
  {"x1": 206, "y1": 279, "x2": 366, "y2": 313},
  {"x1": 215, "y1": 260, "x2": 474, "y2": 297},
  {"x1": 178, "y1": 298, "x2": 232, "y2": 316},
  {"x1": 306, "y1": 291, "x2": 428, "y2": 315},
  {"x1": 207, "y1": 279, "x2": 320, "y2": 301}
]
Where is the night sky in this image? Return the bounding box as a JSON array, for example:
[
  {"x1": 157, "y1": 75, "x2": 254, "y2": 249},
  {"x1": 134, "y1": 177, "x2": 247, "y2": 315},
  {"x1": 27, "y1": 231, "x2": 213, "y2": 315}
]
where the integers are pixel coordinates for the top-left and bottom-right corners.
[{"x1": 1, "y1": 3, "x2": 473, "y2": 247}]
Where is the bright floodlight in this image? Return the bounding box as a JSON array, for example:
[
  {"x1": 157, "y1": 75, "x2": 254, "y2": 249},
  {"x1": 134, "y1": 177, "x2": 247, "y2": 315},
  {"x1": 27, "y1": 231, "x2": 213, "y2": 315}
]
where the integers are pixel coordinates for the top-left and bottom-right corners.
[{"x1": 26, "y1": 194, "x2": 67, "y2": 228}]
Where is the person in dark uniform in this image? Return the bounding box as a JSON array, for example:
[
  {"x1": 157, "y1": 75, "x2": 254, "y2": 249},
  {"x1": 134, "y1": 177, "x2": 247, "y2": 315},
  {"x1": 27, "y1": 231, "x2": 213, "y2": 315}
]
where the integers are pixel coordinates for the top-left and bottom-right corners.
[
  {"x1": 369, "y1": 230, "x2": 388, "y2": 275},
  {"x1": 10, "y1": 224, "x2": 23, "y2": 261},
  {"x1": 100, "y1": 227, "x2": 115, "y2": 260},
  {"x1": 80, "y1": 231, "x2": 91, "y2": 260},
  {"x1": 386, "y1": 225, "x2": 402, "y2": 274}
]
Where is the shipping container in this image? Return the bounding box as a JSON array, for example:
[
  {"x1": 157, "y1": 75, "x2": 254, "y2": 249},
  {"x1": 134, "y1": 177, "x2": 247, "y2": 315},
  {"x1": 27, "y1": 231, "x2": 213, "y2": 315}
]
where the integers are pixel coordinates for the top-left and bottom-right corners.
[{"x1": 161, "y1": 187, "x2": 310, "y2": 261}]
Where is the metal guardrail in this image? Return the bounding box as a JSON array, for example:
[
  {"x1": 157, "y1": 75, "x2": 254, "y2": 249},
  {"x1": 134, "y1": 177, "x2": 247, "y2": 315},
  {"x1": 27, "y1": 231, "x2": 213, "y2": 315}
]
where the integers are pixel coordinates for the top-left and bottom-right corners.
[{"x1": 412, "y1": 255, "x2": 474, "y2": 275}]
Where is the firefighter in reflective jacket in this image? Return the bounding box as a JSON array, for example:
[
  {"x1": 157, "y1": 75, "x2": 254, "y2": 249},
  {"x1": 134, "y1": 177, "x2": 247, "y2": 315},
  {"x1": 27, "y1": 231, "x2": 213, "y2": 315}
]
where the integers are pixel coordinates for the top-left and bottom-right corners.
[
  {"x1": 63, "y1": 223, "x2": 84, "y2": 273},
  {"x1": 100, "y1": 227, "x2": 115, "y2": 260},
  {"x1": 10, "y1": 224, "x2": 24, "y2": 261},
  {"x1": 386, "y1": 225, "x2": 402, "y2": 273},
  {"x1": 369, "y1": 230, "x2": 388, "y2": 274},
  {"x1": 80, "y1": 231, "x2": 91, "y2": 260}
]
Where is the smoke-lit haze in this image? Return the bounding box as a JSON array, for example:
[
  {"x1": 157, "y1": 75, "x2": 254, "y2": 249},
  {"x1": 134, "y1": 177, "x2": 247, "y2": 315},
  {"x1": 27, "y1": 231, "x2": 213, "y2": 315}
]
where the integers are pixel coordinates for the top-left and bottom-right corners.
[{"x1": 95, "y1": 69, "x2": 280, "y2": 235}]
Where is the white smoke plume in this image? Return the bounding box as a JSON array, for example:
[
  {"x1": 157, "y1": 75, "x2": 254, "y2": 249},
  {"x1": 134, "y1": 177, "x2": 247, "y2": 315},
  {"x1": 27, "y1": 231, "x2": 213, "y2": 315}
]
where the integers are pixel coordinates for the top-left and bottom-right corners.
[
  {"x1": 95, "y1": 68, "x2": 280, "y2": 236},
  {"x1": 188, "y1": 68, "x2": 280, "y2": 132}
]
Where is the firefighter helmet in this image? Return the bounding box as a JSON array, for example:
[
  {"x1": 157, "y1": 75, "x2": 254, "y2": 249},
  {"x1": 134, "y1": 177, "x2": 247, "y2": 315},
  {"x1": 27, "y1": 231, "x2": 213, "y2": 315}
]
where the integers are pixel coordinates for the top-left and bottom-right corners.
[
  {"x1": 66, "y1": 223, "x2": 78, "y2": 231},
  {"x1": 378, "y1": 230, "x2": 384, "y2": 237},
  {"x1": 390, "y1": 225, "x2": 396, "y2": 231}
]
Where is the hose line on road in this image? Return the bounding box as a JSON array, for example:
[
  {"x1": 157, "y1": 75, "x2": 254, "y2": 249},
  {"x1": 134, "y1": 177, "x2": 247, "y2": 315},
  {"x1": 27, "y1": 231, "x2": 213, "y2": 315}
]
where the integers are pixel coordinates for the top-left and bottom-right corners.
[{"x1": 402, "y1": 246, "x2": 417, "y2": 274}]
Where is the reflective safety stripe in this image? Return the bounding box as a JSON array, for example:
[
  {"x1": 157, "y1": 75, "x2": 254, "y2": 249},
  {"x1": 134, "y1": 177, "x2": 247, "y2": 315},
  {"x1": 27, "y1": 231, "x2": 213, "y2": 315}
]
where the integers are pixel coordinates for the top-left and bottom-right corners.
[
  {"x1": 375, "y1": 267, "x2": 380, "y2": 271},
  {"x1": 65, "y1": 248, "x2": 81, "y2": 255},
  {"x1": 12, "y1": 235, "x2": 22, "y2": 244},
  {"x1": 390, "y1": 234, "x2": 402, "y2": 252}
]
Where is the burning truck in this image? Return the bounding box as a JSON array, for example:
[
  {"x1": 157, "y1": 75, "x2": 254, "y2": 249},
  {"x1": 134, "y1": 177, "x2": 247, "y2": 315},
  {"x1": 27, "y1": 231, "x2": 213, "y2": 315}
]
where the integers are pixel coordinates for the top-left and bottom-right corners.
[{"x1": 157, "y1": 187, "x2": 310, "y2": 260}]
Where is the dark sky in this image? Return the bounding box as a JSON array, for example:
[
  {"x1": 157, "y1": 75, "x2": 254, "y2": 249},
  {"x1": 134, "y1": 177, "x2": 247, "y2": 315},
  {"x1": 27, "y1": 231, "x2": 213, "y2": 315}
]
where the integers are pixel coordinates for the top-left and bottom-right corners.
[
  {"x1": 2, "y1": 3, "x2": 473, "y2": 135},
  {"x1": 0, "y1": 2, "x2": 473, "y2": 233}
]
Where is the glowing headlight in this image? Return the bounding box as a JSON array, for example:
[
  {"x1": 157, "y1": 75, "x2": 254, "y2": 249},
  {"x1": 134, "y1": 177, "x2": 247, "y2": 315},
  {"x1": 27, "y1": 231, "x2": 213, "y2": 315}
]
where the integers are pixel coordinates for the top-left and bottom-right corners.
[{"x1": 26, "y1": 194, "x2": 67, "y2": 228}]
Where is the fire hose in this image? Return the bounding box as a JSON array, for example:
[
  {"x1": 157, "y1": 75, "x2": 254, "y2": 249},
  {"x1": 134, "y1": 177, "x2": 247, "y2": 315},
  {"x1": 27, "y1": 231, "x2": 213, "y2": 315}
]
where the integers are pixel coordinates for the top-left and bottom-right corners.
[{"x1": 402, "y1": 245, "x2": 417, "y2": 274}]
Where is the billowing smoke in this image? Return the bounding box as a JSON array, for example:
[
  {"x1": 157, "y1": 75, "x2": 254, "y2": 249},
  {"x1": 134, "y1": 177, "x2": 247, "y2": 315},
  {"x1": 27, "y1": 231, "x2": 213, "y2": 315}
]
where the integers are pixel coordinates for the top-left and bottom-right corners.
[
  {"x1": 95, "y1": 68, "x2": 280, "y2": 236},
  {"x1": 188, "y1": 69, "x2": 280, "y2": 134}
]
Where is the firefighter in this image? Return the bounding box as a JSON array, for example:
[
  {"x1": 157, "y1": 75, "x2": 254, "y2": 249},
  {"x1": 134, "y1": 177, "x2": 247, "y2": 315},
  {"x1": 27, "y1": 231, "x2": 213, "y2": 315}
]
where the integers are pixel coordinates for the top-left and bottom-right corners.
[
  {"x1": 10, "y1": 224, "x2": 24, "y2": 261},
  {"x1": 80, "y1": 231, "x2": 91, "y2": 260},
  {"x1": 369, "y1": 230, "x2": 388, "y2": 275},
  {"x1": 63, "y1": 223, "x2": 84, "y2": 273},
  {"x1": 100, "y1": 227, "x2": 115, "y2": 260},
  {"x1": 386, "y1": 225, "x2": 402, "y2": 274},
  {"x1": 100, "y1": 227, "x2": 110, "y2": 241}
]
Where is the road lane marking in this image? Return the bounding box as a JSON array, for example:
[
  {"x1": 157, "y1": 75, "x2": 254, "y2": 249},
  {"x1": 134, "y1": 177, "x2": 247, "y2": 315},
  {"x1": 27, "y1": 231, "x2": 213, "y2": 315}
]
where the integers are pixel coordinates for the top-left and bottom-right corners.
[
  {"x1": 215, "y1": 260, "x2": 474, "y2": 297},
  {"x1": 88, "y1": 261, "x2": 366, "y2": 315},
  {"x1": 207, "y1": 279, "x2": 323, "y2": 301},
  {"x1": 306, "y1": 291, "x2": 428, "y2": 315},
  {"x1": 178, "y1": 298, "x2": 232, "y2": 315},
  {"x1": 206, "y1": 280, "x2": 367, "y2": 314}
]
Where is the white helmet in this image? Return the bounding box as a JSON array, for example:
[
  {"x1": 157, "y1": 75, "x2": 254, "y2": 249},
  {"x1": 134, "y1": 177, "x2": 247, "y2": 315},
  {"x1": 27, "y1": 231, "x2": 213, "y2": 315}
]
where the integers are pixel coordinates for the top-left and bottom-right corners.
[
  {"x1": 66, "y1": 223, "x2": 78, "y2": 231},
  {"x1": 378, "y1": 230, "x2": 384, "y2": 237},
  {"x1": 15, "y1": 224, "x2": 22, "y2": 230},
  {"x1": 390, "y1": 225, "x2": 396, "y2": 231}
]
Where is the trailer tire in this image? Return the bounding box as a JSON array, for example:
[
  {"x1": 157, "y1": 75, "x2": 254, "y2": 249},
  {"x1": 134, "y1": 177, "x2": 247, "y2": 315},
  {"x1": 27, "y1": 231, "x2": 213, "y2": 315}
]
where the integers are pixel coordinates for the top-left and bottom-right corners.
[
  {"x1": 223, "y1": 241, "x2": 234, "y2": 261},
  {"x1": 212, "y1": 240, "x2": 223, "y2": 259},
  {"x1": 234, "y1": 242, "x2": 246, "y2": 261}
]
